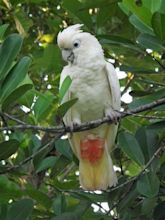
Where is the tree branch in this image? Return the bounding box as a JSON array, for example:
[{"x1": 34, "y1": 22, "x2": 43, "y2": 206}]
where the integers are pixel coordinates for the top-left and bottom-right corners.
[{"x1": 0, "y1": 98, "x2": 165, "y2": 133}]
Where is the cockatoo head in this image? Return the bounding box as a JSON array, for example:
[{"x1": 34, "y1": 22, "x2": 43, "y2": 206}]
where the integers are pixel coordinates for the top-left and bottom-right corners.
[{"x1": 57, "y1": 24, "x2": 104, "y2": 65}]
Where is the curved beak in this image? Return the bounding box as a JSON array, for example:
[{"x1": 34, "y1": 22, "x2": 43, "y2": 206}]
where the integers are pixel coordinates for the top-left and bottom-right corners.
[{"x1": 62, "y1": 49, "x2": 74, "y2": 63}]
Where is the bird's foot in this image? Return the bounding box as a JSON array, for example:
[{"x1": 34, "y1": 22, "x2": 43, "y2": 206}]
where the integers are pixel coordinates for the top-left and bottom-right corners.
[
  {"x1": 105, "y1": 108, "x2": 120, "y2": 124},
  {"x1": 69, "y1": 118, "x2": 81, "y2": 132}
]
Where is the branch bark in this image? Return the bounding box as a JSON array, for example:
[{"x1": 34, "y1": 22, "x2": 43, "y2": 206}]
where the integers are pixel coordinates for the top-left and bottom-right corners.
[{"x1": 0, "y1": 97, "x2": 165, "y2": 133}]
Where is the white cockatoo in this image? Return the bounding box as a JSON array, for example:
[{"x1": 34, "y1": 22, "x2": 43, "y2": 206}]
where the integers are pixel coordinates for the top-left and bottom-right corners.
[{"x1": 57, "y1": 24, "x2": 121, "y2": 190}]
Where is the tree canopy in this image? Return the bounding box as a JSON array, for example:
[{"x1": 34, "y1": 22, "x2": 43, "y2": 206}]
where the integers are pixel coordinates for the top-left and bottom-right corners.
[{"x1": 0, "y1": 0, "x2": 165, "y2": 219}]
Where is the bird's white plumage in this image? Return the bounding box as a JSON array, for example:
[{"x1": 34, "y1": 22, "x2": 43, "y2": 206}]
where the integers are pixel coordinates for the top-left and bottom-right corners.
[{"x1": 58, "y1": 24, "x2": 121, "y2": 190}]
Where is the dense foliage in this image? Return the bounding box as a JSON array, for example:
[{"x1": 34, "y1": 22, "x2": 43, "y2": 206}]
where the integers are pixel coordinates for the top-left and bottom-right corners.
[{"x1": 0, "y1": 0, "x2": 165, "y2": 219}]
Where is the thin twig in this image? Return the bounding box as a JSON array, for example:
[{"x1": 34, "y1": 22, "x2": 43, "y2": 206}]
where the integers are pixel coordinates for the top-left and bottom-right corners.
[
  {"x1": 0, "y1": 114, "x2": 8, "y2": 127},
  {"x1": 59, "y1": 162, "x2": 75, "y2": 181},
  {"x1": 0, "y1": 113, "x2": 12, "y2": 134},
  {"x1": 121, "y1": 74, "x2": 134, "y2": 96},
  {"x1": 0, "y1": 98, "x2": 165, "y2": 133},
  {"x1": 0, "y1": 111, "x2": 26, "y2": 125},
  {"x1": 146, "y1": 51, "x2": 165, "y2": 70},
  {"x1": 121, "y1": 112, "x2": 165, "y2": 120},
  {"x1": 107, "y1": 144, "x2": 163, "y2": 214},
  {"x1": 0, "y1": 132, "x2": 65, "y2": 175},
  {"x1": 109, "y1": 144, "x2": 163, "y2": 193}
]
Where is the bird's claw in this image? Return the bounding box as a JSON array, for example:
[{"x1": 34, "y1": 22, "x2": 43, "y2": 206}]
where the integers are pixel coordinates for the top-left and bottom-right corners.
[
  {"x1": 105, "y1": 109, "x2": 120, "y2": 125},
  {"x1": 69, "y1": 119, "x2": 81, "y2": 132}
]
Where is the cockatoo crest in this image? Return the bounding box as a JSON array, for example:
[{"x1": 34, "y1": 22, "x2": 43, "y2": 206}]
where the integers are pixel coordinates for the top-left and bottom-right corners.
[{"x1": 57, "y1": 24, "x2": 83, "y2": 49}]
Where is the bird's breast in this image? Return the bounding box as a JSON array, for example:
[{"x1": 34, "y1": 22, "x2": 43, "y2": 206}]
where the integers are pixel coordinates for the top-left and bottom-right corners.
[{"x1": 68, "y1": 66, "x2": 110, "y2": 122}]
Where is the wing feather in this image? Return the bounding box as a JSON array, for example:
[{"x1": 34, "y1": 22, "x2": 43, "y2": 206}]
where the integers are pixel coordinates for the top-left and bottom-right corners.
[
  {"x1": 105, "y1": 62, "x2": 121, "y2": 111},
  {"x1": 59, "y1": 66, "x2": 81, "y2": 157},
  {"x1": 104, "y1": 62, "x2": 121, "y2": 151}
]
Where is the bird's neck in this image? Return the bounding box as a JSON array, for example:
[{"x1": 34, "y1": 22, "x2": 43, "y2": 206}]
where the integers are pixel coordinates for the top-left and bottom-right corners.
[{"x1": 71, "y1": 53, "x2": 105, "y2": 71}]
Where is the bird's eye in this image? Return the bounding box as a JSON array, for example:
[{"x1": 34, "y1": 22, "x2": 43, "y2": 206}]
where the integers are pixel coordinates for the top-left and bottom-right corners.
[{"x1": 73, "y1": 40, "x2": 80, "y2": 48}]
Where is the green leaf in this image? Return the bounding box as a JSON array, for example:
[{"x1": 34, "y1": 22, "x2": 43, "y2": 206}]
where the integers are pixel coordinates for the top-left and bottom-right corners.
[
  {"x1": 129, "y1": 14, "x2": 154, "y2": 35},
  {"x1": 118, "y1": 186, "x2": 138, "y2": 211},
  {"x1": 0, "y1": 34, "x2": 23, "y2": 83},
  {"x1": 51, "y1": 212, "x2": 76, "y2": 220},
  {"x1": 34, "y1": 44, "x2": 62, "y2": 73},
  {"x1": 152, "y1": 12, "x2": 165, "y2": 40},
  {"x1": 122, "y1": 0, "x2": 152, "y2": 26},
  {"x1": 0, "y1": 140, "x2": 19, "y2": 161},
  {"x1": 118, "y1": 132, "x2": 145, "y2": 166},
  {"x1": 26, "y1": 188, "x2": 52, "y2": 209},
  {"x1": 70, "y1": 190, "x2": 108, "y2": 203},
  {"x1": 141, "y1": 197, "x2": 157, "y2": 215},
  {"x1": 137, "y1": 33, "x2": 165, "y2": 52},
  {"x1": 98, "y1": 35, "x2": 141, "y2": 52},
  {"x1": 0, "y1": 204, "x2": 8, "y2": 220},
  {"x1": 2, "y1": 79, "x2": 33, "y2": 110},
  {"x1": 129, "y1": 88, "x2": 165, "y2": 109},
  {"x1": 96, "y1": 3, "x2": 116, "y2": 27},
  {"x1": 136, "y1": 127, "x2": 159, "y2": 171},
  {"x1": 51, "y1": 200, "x2": 90, "y2": 220},
  {"x1": 137, "y1": 173, "x2": 160, "y2": 198},
  {"x1": 143, "y1": 0, "x2": 165, "y2": 14},
  {"x1": 0, "y1": 24, "x2": 9, "y2": 40},
  {"x1": 126, "y1": 161, "x2": 141, "y2": 176},
  {"x1": 24, "y1": 0, "x2": 47, "y2": 3},
  {"x1": 153, "y1": 201, "x2": 165, "y2": 220},
  {"x1": 6, "y1": 199, "x2": 33, "y2": 220},
  {"x1": 59, "y1": 76, "x2": 72, "y2": 102},
  {"x1": 53, "y1": 178, "x2": 78, "y2": 191},
  {"x1": 120, "y1": 65, "x2": 156, "y2": 74},
  {"x1": 52, "y1": 194, "x2": 66, "y2": 216},
  {"x1": 63, "y1": 0, "x2": 93, "y2": 29},
  {"x1": 118, "y1": 2, "x2": 130, "y2": 16},
  {"x1": 55, "y1": 139, "x2": 73, "y2": 160},
  {"x1": 44, "y1": 44, "x2": 62, "y2": 72},
  {"x1": 0, "y1": 176, "x2": 22, "y2": 203},
  {"x1": 33, "y1": 91, "x2": 55, "y2": 121},
  {"x1": 0, "y1": 56, "x2": 32, "y2": 104},
  {"x1": 36, "y1": 156, "x2": 59, "y2": 173},
  {"x1": 83, "y1": 209, "x2": 113, "y2": 220},
  {"x1": 121, "y1": 117, "x2": 142, "y2": 133},
  {"x1": 33, "y1": 137, "x2": 55, "y2": 170},
  {"x1": 14, "y1": 10, "x2": 33, "y2": 37},
  {"x1": 58, "y1": 98, "x2": 78, "y2": 117},
  {"x1": 18, "y1": 89, "x2": 35, "y2": 108}
]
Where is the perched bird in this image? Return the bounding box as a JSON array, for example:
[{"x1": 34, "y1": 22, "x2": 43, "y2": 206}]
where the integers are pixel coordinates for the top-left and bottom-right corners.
[{"x1": 57, "y1": 24, "x2": 121, "y2": 190}]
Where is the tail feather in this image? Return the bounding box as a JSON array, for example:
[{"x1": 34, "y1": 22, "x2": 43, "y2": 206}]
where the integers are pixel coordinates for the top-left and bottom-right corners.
[
  {"x1": 79, "y1": 143, "x2": 117, "y2": 190},
  {"x1": 69, "y1": 132, "x2": 117, "y2": 190}
]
